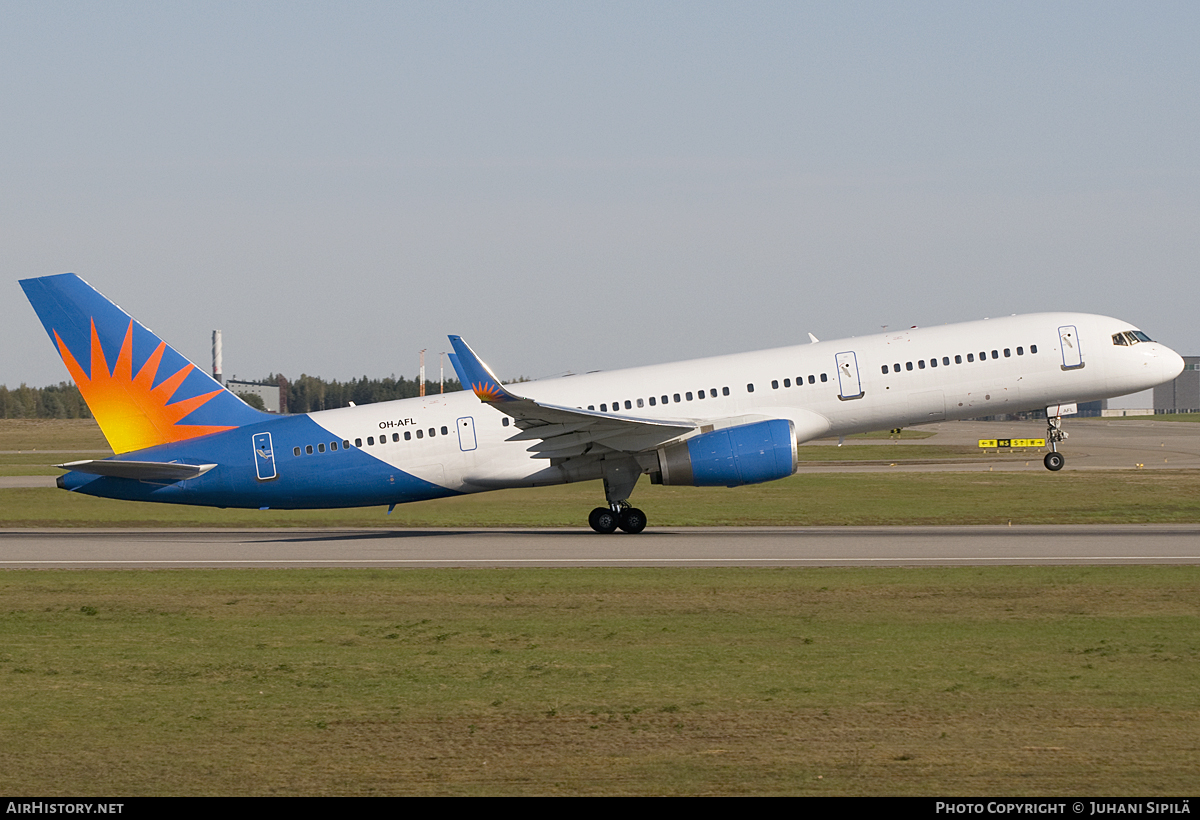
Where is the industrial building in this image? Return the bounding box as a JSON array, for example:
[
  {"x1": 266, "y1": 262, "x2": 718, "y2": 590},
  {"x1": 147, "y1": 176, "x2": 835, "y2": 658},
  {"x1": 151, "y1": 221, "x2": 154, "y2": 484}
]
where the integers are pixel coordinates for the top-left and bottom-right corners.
[{"x1": 1154, "y1": 356, "x2": 1200, "y2": 414}]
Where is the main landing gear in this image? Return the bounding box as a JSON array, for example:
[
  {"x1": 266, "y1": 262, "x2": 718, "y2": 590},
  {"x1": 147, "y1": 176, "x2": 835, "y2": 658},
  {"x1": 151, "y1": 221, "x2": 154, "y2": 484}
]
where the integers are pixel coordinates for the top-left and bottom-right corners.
[
  {"x1": 588, "y1": 457, "x2": 648, "y2": 533},
  {"x1": 589, "y1": 505, "x2": 647, "y2": 534},
  {"x1": 1043, "y1": 415, "x2": 1068, "y2": 471}
]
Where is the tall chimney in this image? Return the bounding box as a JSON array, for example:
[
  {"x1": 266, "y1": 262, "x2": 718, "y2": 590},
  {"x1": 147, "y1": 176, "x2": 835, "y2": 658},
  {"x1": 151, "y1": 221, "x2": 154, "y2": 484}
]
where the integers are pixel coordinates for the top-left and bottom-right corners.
[{"x1": 212, "y1": 330, "x2": 223, "y2": 385}]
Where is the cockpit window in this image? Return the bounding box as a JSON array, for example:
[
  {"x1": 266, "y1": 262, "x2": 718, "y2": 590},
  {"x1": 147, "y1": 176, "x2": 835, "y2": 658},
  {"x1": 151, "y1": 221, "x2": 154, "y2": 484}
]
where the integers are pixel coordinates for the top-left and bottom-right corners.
[{"x1": 1115, "y1": 330, "x2": 1153, "y2": 345}]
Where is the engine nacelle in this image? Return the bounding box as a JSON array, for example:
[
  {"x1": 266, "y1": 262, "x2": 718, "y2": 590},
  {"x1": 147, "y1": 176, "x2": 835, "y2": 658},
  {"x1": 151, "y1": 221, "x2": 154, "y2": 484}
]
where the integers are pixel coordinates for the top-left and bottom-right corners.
[{"x1": 652, "y1": 419, "x2": 797, "y2": 487}]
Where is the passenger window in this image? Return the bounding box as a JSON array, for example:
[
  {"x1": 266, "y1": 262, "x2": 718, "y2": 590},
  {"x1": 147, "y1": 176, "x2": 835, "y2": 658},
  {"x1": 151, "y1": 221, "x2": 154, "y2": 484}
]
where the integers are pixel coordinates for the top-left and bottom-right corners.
[
  {"x1": 722, "y1": 387, "x2": 729, "y2": 396},
  {"x1": 674, "y1": 393, "x2": 682, "y2": 402},
  {"x1": 428, "y1": 428, "x2": 435, "y2": 437},
  {"x1": 955, "y1": 355, "x2": 962, "y2": 364},
  {"x1": 441, "y1": 426, "x2": 448, "y2": 435},
  {"x1": 808, "y1": 375, "x2": 815, "y2": 384},
  {"x1": 293, "y1": 447, "x2": 301, "y2": 456},
  {"x1": 662, "y1": 395, "x2": 670, "y2": 404},
  {"x1": 600, "y1": 404, "x2": 607, "y2": 412},
  {"x1": 746, "y1": 384, "x2": 754, "y2": 393},
  {"x1": 1031, "y1": 344, "x2": 1038, "y2": 354},
  {"x1": 942, "y1": 357, "x2": 950, "y2": 366},
  {"x1": 992, "y1": 350, "x2": 999, "y2": 359},
  {"x1": 343, "y1": 440, "x2": 351, "y2": 448},
  {"x1": 967, "y1": 354, "x2": 974, "y2": 362},
  {"x1": 404, "y1": 431, "x2": 411, "y2": 441},
  {"x1": 331, "y1": 441, "x2": 338, "y2": 451},
  {"x1": 1017, "y1": 347, "x2": 1024, "y2": 356},
  {"x1": 318, "y1": 443, "x2": 326, "y2": 453},
  {"x1": 416, "y1": 430, "x2": 423, "y2": 439},
  {"x1": 686, "y1": 392, "x2": 693, "y2": 401},
  {"x1": 881, "y1": 366, "x2": 889, "y2": 375},
  {"x1": 648, "y1": 397, "x2": 656, "y2": 406},
  {"x1": 918, "y1": 360, "x2": 925, "y2": 369},
  {"x1": 979, "y1": 351, "x2": 986, "y2": 360},
  {"x1": 367, "y1": 437, "x2": 374, "y2": 446},
  {"x1": 820, "y1": 373, "x2": 828, "y2": 382},
  {"x1": 930, "y1": 358, "x2": 937, "y2": 367},
  {"x1": 637, "y1": 398, "x2": 644, "y2": 408},
  {"x1": 906, "y1": 362, "x2": 913, "y2": 371},
  {"x1": 772, "y1": 380, "x2": 779, "y2": 389},
  {"x1": 893, "y1": 363, "x2": 900, "y2": 372},
  {"x1": 623, "y1": 400, "x2": 631, "y2": 410},
  {"x1": 502, "y1": 418, "x2": 510, "y2": 426},
  {"x1": 710, "y1": 389, "x2": 718, "y2": 398},
  {"x1": 697, "y1": 390, "x2": 705, "y2": 400},
  {"x1": 355, "y1": 438, "x2": 362, "y2": 447},
  {"x1": 784, "y1": 378, "x2": 792, "y2": 387},
  {"x1": 1004, "y1": 349, "x2": 1011, "y2": 357}
]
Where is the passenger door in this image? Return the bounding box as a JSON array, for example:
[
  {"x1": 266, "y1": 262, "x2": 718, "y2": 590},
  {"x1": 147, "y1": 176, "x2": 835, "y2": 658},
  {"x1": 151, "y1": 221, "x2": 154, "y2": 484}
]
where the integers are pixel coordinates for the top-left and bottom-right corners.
[
  {"x1": 252, "y1": 432, "x2": 277, "y2": 481},
  {"x1": 835, "y1": 351, "x2": 864, "y2": 400},
  {"x1": 1058, "y1": 325, "x2": 1084, "y2": 369},
  {"x1": 456, "y1": 417, "x2": 478, "y2": 451}
]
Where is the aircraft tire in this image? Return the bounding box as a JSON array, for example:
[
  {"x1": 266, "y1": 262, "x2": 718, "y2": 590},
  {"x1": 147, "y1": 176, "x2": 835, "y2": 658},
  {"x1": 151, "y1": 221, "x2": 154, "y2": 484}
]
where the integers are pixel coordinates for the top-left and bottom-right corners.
[
  {"x1": 589, "y1": 507, "x2": 619, "y2": 534},
  {"x1": 618, "y1": 507, "x2": 647, "y2": 534},
  {"x1": 1044, "y1": 452, "x2": 1065, "y2": 471}
]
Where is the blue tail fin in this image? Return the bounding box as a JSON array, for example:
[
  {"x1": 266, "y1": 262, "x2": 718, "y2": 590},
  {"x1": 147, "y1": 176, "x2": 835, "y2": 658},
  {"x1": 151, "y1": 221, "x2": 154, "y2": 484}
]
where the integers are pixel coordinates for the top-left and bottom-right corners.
[{"x1": 20, "y1": 273, "x2": 265, "y2": 454}]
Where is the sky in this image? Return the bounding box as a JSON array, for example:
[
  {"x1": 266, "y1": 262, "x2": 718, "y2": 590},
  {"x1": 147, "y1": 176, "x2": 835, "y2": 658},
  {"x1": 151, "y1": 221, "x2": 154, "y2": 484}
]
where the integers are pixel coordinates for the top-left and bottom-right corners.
[{"x1": 3, "y1": 2, "x2": 1197, "y2": 407}]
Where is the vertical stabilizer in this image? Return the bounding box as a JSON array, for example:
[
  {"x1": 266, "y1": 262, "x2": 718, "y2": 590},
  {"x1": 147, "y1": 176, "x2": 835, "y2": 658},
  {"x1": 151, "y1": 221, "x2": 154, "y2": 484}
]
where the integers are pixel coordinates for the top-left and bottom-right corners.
[{"x1": 20, "y1": 273, "x2": 265, "y2": 454}]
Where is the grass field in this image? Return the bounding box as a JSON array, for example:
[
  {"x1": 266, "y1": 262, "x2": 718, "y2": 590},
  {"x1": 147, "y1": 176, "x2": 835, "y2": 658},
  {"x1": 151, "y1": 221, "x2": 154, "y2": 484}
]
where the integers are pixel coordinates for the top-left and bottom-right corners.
[
  {"x1": 0, "y1": 418, "x2": 111, "y2": 451},
  {"x1": 1, "y1": 567, "x2": 1196, "y2": 796},
  {"x1": 4, "y1": 468, "x2": 1200, "y2": 527},
  {"x1": 4, "y1": 419, "x2": 1198, "y2": 795}
]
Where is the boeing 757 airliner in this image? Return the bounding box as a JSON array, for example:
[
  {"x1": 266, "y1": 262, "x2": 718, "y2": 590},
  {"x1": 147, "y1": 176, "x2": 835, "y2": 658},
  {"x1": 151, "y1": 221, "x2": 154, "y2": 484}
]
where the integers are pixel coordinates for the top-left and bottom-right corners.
[{"x1": 20, "y1": 273, "x2": 1184, "y2": 533}]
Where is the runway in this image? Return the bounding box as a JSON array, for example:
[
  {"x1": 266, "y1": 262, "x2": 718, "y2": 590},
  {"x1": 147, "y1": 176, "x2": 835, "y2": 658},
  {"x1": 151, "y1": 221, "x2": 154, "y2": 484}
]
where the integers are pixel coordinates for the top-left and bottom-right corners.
[{"x1": 3, "y1": 524, "x2": 1199, "y2": 568}]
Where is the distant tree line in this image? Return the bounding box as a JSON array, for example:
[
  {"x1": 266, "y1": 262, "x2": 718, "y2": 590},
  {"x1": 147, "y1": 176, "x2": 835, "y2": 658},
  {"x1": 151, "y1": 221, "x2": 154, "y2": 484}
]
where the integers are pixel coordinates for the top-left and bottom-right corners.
[
  {"x1": 273, "y1": 374, "x2": 464, "y2": 414},
  {"x1": 0, "y1": 383, "x2": 92, "y2": 419},
  {"x1": 0, "y1": 375, "x2": 467, "y2": 418}
]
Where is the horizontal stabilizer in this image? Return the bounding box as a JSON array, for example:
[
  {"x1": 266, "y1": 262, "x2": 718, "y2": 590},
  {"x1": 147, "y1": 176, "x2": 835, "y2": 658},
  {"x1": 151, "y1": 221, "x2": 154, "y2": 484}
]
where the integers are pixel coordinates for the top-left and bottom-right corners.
[{"x1": 57, "y1": 460, "x2": 217, "y2": 481}]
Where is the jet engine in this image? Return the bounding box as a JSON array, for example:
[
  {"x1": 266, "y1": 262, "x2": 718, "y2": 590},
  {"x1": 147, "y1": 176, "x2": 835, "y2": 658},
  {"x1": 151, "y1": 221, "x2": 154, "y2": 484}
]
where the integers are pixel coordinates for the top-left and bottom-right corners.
[{"x1": 651, "y1": 419, "x2": 797, "y2": 487}]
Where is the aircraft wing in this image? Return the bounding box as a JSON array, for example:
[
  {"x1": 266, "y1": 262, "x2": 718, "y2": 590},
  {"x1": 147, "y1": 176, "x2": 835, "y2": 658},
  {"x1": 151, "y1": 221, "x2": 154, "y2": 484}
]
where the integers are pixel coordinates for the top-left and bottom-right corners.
[
  {"x1": 448, "y1": 336, "x2": 696, "y2": 459},
  {"x1": 57, "y1": 460, "x2": 217, "y2": 481}
]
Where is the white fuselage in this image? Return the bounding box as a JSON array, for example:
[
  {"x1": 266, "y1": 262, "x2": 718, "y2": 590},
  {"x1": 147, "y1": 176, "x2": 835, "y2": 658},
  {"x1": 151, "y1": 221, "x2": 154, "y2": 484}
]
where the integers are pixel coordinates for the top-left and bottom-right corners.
[{"x1": 303, "y1": 312, "x2": 1184, "y2": 493}]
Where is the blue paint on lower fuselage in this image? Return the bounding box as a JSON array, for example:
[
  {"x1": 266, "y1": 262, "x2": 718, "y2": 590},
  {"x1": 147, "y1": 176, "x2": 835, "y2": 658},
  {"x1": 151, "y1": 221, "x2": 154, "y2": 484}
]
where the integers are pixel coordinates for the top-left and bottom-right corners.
[{"x1": 58, "y1": 414, "x2": 460, "y2": 509}]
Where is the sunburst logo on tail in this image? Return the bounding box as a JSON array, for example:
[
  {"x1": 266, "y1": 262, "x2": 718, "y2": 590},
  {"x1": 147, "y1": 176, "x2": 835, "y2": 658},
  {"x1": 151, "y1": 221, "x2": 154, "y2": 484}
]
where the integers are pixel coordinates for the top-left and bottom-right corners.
[
  {"x1": 471, "y1": 380, "x2": 507, "y2": 402},
  {"x1": 56, "y1": 319, "x2": 235, "y2": 454}
]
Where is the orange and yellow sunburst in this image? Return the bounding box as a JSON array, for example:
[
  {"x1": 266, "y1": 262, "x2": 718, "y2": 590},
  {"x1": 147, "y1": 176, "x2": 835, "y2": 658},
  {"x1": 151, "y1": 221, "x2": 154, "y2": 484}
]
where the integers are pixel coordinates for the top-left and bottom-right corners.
[
  {"x1": 471, "y1": 381, "x2": 506, "y2": 402},
  {"x1": 56, "y1": 319, "x2": 235, "y2": 454}
]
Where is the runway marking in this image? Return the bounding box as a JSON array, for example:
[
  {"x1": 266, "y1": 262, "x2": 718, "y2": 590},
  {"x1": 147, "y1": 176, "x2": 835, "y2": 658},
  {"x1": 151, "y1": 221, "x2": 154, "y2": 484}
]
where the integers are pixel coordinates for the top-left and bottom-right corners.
[{"x1": 2, "y1": 556, "x2": 1199, "y2": 566}]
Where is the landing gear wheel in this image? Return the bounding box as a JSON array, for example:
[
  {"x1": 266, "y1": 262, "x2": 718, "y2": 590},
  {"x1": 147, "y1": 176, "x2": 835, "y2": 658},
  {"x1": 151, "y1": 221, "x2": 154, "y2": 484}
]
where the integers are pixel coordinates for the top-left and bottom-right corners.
[
  {"x1": 1044, "y1": 452, "x2": 1065, "y2": 471},
  {"x1": 618, "y1": 507, "x2": 647, "y2": 534},
  {"x1": 589, "y1": 507, "x2": 619, "y2": 534}
]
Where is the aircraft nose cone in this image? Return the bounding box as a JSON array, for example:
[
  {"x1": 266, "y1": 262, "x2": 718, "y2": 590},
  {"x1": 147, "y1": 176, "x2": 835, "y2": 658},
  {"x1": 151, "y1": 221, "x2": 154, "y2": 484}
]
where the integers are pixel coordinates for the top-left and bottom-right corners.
[{"x1": 1162, "y1": 347, "x2": 1185, "y2": 382}]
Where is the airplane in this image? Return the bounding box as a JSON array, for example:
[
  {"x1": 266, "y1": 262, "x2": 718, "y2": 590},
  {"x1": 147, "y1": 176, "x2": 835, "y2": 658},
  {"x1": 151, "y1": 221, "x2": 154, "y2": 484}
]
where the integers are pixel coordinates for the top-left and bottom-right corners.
[{"x1": 20, "y1": 272, "x2": 1185, "y2": 533}]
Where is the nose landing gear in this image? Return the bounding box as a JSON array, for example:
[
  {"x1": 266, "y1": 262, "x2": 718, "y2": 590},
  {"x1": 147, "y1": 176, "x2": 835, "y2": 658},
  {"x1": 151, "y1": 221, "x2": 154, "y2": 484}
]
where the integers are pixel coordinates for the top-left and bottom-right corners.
[{"x1": 1044, "y1": 415, "x2": 1068, "y2": 471}]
